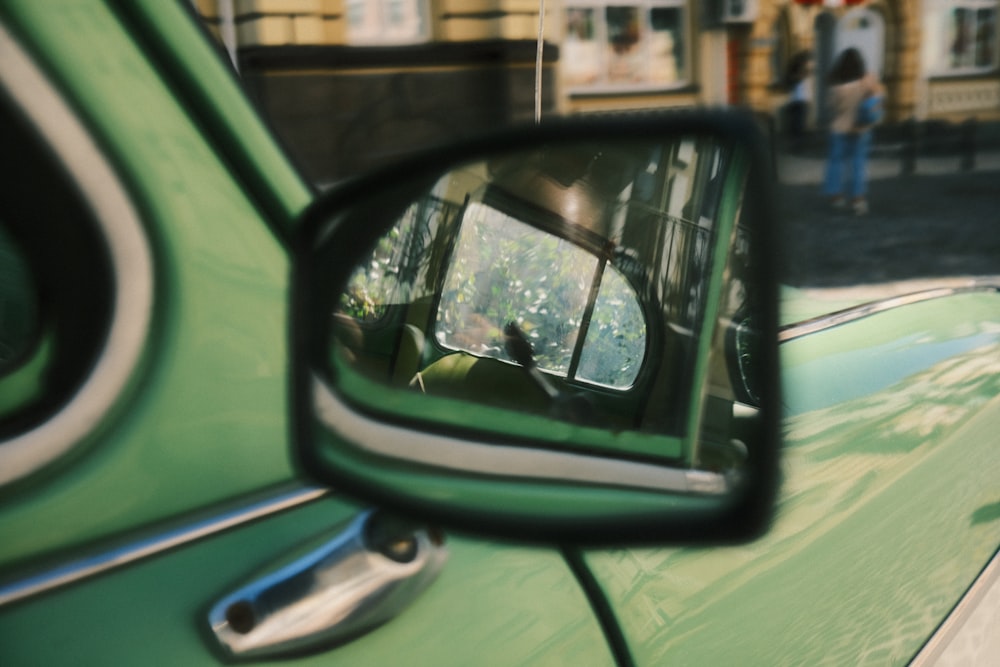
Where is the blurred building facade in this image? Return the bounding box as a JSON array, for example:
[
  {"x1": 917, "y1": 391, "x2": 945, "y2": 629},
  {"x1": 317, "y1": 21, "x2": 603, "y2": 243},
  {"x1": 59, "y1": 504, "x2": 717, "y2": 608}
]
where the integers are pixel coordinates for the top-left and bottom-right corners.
[
  {"x1": 747, "y1": 0, "x2": 1000, "y2": 131},
  {"x1": 192, "y1": 1, "x2": 1000, "y2": 183}
]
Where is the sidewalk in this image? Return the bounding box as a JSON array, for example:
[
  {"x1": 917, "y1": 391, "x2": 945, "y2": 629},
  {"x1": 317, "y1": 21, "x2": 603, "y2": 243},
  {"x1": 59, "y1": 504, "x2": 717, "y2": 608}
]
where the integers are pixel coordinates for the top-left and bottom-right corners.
[{"x1": 775, "y1": 141, "x2": 1000, "y2": 185}]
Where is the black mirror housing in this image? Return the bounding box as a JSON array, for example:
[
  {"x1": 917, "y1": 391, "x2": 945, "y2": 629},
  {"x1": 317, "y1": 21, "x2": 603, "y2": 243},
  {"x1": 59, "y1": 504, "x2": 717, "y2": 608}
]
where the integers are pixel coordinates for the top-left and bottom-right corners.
[{"x1": 291, "y1": 110, "x2": 782, "y2": 546}]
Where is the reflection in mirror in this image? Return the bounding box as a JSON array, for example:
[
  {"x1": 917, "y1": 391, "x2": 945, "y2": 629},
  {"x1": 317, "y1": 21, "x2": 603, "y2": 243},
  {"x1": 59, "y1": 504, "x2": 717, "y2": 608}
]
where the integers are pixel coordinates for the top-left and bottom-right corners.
[{"x1": 323, "y1": 134, "x2": 759, "y2": 483}]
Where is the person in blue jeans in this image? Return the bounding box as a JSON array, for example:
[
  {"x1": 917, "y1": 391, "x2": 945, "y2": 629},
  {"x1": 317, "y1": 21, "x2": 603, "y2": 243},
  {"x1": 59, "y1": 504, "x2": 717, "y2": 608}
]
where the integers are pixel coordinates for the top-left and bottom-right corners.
[{"x1": 823, "y1": 48, "x2": 884, "y2": 216}]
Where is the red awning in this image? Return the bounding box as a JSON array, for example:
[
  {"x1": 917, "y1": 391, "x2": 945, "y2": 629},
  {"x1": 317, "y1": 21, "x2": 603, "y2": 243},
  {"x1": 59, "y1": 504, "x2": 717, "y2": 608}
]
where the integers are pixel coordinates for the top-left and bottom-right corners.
[{"x1": 793, "y1": 0, "x2": 866, "y2": 5}]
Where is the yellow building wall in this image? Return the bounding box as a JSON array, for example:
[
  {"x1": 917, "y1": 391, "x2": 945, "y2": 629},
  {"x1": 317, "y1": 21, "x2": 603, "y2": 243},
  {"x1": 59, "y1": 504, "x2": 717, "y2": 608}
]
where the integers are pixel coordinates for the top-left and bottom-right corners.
[
  {"x1": 192, "y1": 1, "x2": 999, "y2": 124},
  {"x1": 747, "y1": 0, "x2": 999, "y2": 124}
]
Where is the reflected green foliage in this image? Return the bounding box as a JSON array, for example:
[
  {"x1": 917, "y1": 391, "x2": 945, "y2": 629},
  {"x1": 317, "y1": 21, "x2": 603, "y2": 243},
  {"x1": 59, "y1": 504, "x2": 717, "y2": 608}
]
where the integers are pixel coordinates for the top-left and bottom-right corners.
[
  {"x1": 339, "y1": 197, "x2": 458, "y2": 322},
  {"x1": 338, "y1": 224, "x2": 407, "y2": 322},
  {"x1": 438, "y1": 203, "x2": 620, "y2": 378},
  {"x1": 340, "y1": 202, "x2": 431, "y2": 322},
  {"x1": 577, "y1": 267, "x2": 647, "y2": 387},
  {"x1": 437, "y1": 203, "x2": 592, "y2": 372},
  {"x1": 344, "y1": 198, "x2": 649, "y2": 388}
]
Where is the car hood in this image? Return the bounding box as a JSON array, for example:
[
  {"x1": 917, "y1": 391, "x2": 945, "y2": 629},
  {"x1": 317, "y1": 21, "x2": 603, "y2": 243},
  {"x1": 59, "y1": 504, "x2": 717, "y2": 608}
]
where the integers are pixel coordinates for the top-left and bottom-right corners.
[{"x1": 584, "y1": 285, "x2": 1000, "y2": 666}]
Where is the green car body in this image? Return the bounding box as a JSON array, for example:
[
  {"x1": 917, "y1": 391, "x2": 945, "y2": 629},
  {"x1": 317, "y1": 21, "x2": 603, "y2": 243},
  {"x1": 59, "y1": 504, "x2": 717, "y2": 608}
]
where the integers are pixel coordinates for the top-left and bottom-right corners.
[
  {"x1": 0, "y1": 1, "x2": 996, "y2": 665},
  {"x1": 589, "y1": 289, "x2": 1000, "y2": 665}
]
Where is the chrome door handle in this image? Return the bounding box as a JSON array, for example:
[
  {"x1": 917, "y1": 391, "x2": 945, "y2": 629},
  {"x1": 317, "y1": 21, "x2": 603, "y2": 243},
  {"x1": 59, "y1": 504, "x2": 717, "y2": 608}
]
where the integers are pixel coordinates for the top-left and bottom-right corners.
[{"x1": 208, "y1": 509, "x2": 447, "y2": 659}]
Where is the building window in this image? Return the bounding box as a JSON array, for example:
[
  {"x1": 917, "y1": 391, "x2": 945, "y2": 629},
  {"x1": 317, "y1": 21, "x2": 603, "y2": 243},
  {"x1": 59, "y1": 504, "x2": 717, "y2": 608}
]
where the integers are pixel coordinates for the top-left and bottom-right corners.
[
  {"x1": 563, "y1": 1, "x2": 689, "y2": 93},
  {"x1": 346, "y1": 0, "x2": 429, "y2": 45},
  {"x1": 924, "y1": 0, "x2": 998, "y2": 75}
]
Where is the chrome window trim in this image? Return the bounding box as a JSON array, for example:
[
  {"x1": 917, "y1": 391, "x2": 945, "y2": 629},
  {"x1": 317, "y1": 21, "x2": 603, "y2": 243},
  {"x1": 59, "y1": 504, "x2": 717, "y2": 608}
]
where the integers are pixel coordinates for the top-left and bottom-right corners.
[
  {"x1": 910, "y1": 548, "x2": 1000, "y2": 666},
  {"x1": 0, "y1": 25, "x2": 154, "y2": 486},
  {"x1": 313, "y1": 375, "x2": 727, "y2": 495},
  {"x1": 778, "y1": 280, "x2": 1000, "y2": 343},
  {"x1": 0, "y1": 487, "x2": 329, "y2": 608}
]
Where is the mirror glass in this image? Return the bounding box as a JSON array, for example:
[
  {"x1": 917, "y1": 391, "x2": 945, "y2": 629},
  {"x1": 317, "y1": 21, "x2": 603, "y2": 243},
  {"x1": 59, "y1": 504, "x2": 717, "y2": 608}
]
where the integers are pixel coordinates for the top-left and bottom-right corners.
[{"x1": 311, "y1": 131, "x2": 763, "y2": 488}]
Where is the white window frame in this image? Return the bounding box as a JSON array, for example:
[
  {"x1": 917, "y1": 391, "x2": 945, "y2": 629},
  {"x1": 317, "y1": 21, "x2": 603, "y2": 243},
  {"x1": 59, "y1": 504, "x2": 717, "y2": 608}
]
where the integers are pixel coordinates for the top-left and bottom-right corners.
[
  {"x1": 563, "y1": 0, "x2": 691, "y2": 95},
  {"x1": 0, "y1": 25, "x2": 153, "y2": 488},
  {"x1": 346, "y1": 0, "x2": 430, "y2": 46},
  {"x1": 923, "y1": 0, "x2": 999, "y2": 76}
]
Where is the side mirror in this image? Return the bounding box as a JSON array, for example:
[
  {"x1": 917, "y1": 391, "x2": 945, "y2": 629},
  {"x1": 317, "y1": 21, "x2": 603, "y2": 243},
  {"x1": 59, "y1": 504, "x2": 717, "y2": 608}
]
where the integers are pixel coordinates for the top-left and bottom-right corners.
[{"x1": 291, "y1": 111, "x2": 780, "y2": 544}]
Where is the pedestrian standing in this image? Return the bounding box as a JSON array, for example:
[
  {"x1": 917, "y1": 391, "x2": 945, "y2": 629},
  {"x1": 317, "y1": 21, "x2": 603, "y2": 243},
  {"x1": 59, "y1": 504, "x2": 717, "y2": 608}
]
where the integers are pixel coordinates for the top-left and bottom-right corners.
[
  {"x1": 784, "y1": 51, "x2": 813, "y2": 152},
  {"x1": 822, "y1": 48, "x2": 884, "y2": 216}
]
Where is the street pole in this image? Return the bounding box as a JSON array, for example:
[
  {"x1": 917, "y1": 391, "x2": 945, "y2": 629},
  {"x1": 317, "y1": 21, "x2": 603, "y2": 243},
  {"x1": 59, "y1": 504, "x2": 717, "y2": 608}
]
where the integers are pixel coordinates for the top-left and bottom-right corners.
[{"x1": 535, "y1": 0, "x2": 545, "y2": 124}]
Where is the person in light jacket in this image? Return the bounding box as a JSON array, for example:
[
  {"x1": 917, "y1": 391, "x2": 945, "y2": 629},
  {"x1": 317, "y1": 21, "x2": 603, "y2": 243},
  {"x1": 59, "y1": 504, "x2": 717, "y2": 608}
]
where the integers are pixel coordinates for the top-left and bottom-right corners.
[{"x1": 822, "y1": 48, "x2": 884, "y2": 216}]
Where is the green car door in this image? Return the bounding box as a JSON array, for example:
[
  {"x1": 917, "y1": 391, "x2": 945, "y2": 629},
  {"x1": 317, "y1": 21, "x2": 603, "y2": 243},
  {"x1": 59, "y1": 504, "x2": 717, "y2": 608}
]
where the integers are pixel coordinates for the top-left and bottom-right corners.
[
  {"x1": 0, "y1": 1, "x2": 612, "y2": 664},
  {"x1": 6, "y1": 2, "x2": 994, "y2": 666}
]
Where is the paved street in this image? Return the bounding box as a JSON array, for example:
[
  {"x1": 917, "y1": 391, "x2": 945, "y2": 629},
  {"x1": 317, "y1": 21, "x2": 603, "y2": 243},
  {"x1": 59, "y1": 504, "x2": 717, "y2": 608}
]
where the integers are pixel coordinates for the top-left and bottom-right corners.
[{"x1": 774, "y1": 141, "x2": 1000, "y2": 291}]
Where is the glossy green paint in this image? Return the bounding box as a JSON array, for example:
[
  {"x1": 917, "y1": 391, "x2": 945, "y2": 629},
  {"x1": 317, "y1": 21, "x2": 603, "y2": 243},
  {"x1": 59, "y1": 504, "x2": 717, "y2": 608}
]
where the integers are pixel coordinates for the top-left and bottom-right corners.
[
  {"x1": 0, "y1": 0, "x2": 294, "y2": 569},
  {"x1": 0, "y1": 3, "x2": 609, "y2": 664},
  {"x1": 782, "y1": 292, "x2": 1000, "y2": 414},
  {"x1": 111, "y1": 0, "x2": 313, "y2": 232},
  {"x1": 585, "y1": 291, "x2": 1000, "y2": 665},
  {"x1": 0, "y1": 497, "x2": 614, "y2": 666}
]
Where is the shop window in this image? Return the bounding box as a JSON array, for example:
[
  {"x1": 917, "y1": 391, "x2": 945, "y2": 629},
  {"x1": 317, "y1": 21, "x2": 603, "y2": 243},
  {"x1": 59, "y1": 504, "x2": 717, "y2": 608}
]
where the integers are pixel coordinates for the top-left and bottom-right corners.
[
  {"x1": 924, "y1": 0, "x2": 998, "y2": 75},
  {"x1": 563, "y1": 1, "x2": 690, "y2": 93},
  {"x1": 346, "y1": 0, "x2": 430, "y2": 45}
]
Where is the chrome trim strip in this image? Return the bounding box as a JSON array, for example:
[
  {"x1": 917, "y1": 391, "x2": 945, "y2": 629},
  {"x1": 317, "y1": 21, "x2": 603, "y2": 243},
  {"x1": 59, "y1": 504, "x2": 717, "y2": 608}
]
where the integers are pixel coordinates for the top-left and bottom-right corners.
[
  {"x1": 0, "y1": 25, "x2": 154, "y2": 486},
  {"x1": 313, "y1": 376, "x2": 727, "y2": 495},
  {"x1": 0, "y1": 487, "x2": 329, "y2": 608},
  {"x1": 778, "y1": 280, "x2": 1000, "y2": 343},
  {"x1": 910, "y1": 548, "x2": 1000, "y2": 666}
]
